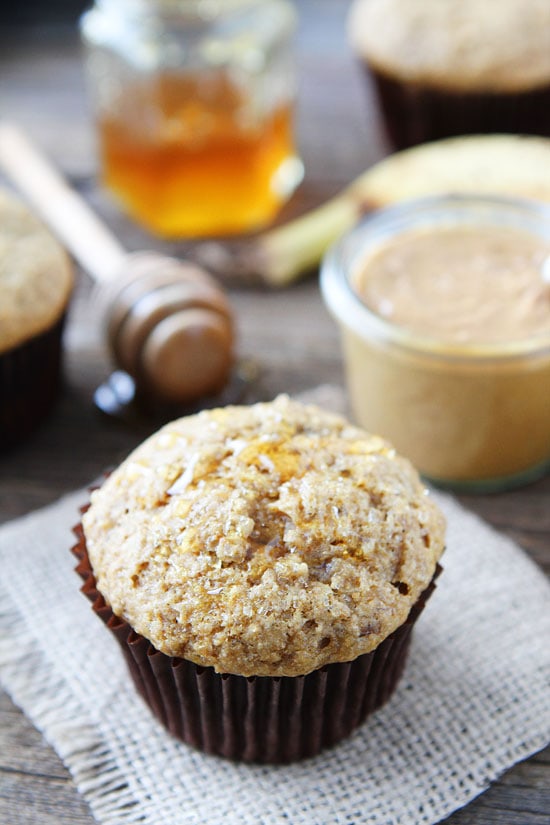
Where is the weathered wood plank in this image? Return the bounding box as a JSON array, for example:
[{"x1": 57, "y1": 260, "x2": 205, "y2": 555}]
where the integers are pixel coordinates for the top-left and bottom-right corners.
[{"x1": 0, "y1": 693, "x2": 93, "y2": 824}]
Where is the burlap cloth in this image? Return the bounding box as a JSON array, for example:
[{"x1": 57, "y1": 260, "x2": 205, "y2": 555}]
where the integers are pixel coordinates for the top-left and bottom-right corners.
[{"x1": 1, "y1": 389, "x2": 549, "y2": 825}]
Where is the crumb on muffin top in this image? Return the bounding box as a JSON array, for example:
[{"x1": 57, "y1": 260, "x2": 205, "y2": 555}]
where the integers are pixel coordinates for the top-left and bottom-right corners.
[
  {"x1": 348, "y1": 0, "x2": 550, "y2": 93},
  {"x1": 83, "y1": 396, "x2": 445, "y2": 677},
  {"x1": 0, "y1": 188, "x2": 73, "y2": 353}
]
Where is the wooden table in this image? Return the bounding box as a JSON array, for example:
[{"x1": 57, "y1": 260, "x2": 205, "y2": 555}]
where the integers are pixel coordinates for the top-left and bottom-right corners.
[{"x1": 0, "y1": 2, "x2": 548, "y2": 822}]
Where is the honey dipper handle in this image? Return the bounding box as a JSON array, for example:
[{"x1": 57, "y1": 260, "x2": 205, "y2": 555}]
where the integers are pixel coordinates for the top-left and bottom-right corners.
[{"x1": 0, "y1": 122, "x2": 126, "y2": 282}]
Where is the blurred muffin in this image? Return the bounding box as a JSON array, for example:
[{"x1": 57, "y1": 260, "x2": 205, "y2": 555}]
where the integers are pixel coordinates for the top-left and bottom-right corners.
[
  {"x1": 74, "y1": 395, "x2": 445, "y2": 762},
  {"x1": 0, "y1": 188, "x2": 73, "y2": 450},
  {"x1": 348, "y1": 0, "x2": 550, "y2": 148}
]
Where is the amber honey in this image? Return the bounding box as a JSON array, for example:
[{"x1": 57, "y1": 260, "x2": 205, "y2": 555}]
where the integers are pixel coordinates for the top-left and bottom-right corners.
[{"x1": 97, "y1": 72, "x2": 300, "y2": 238}]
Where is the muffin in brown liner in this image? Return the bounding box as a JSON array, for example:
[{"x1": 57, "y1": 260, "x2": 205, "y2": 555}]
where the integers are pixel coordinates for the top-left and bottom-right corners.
[
  {"x1": 368, "y1": 69, "x2": 550, "y2": 150},
  {"x1": 0, "y1": 186, "x2": 73, "y2": 451},
  {"x1": 348, "y1": 0, "x2": 550, "y2": 151},
  {"x1": 72, "y1": 511, "x2": 440, "y2": 764},
  {"x1": 0, "y1": 314, "x2": 67, "y2": 452}
]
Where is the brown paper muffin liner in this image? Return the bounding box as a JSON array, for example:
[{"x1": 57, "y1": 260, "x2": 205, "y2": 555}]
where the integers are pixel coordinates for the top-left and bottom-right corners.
[
  {"x1": 0, "y1": 314, "x2": 66, "y2": 452},
  {"x1": 365, "y1": 67, "x2": 550, "y2": 150},
  {"x1": 72, "y1": 507, "x2": 440, "y2": 763}
]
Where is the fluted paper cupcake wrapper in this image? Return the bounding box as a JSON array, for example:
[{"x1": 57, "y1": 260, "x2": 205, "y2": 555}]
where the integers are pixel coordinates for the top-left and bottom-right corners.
[
  {"x1": 0, "y1": 314, "x2": 66, "y2": 452},
  {"x1": 72, "y1": 512, "x2": 440, "y2": 763},
  {"x1": 365, "y1": 68, "x2": 550, "y2": 150}
]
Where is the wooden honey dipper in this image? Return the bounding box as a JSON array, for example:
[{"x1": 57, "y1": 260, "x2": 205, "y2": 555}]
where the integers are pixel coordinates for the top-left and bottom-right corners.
[{"x1": 0, "y1": 123, "x2": 235, "y2": 405}]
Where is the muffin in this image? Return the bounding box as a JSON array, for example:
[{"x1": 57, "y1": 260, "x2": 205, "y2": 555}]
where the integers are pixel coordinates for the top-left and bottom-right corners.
[
  {"x1": 74, "y1": 395, "x2": 445, "y2": 762},
  {"x1": 348, "y1": 0, "x2": 550, "y2": 148},
  {"x1": 0, "y1": 187, "x2": 73, "y2": 450}
]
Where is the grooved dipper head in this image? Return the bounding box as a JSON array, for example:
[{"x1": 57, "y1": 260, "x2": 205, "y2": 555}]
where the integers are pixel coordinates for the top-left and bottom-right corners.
[{"x1": 97, "y1": 252, "x2": 234, "y2": 403}]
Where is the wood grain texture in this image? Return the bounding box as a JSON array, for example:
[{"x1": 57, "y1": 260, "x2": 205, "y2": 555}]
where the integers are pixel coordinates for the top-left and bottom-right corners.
[{"x1": 0, "y1": 2, "x2": 548, "y2": 823}]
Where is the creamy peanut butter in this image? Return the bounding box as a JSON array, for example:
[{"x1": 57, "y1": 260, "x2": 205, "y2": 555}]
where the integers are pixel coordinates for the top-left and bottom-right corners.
[
  {"x1": 321, "y1": 197, "x2": 550, "y2": 488},
  {"x1": 354, "y1": 224, "x2": 550, "y2": 346}
]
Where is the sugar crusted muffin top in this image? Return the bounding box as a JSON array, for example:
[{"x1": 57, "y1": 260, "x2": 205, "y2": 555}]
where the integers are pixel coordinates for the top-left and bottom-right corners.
[
  {"x1": 83, "y1": 396, "x2": 445, "y2": 677},
  {"x1": 349, "y1": 0, "x2": 550, "y2": 93},
  {"x1": 0, "y1": 188, "x2": 73, "y2": 352}
]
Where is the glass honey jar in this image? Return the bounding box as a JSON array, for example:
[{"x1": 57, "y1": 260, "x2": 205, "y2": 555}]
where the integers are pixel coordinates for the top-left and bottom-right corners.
[{"x1": 80, "y1": 0, "x2": 303, "y2": 237}]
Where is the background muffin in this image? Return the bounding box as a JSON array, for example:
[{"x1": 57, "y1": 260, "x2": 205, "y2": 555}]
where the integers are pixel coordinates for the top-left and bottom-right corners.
[
  {"x1": 0, "y1": 187, "x2": 73, "y2": 450},
  {"x1": 75, "y1": 396, "x2": 445, "y2": 762},
  {"x1": 348, "y1": 0, "x2": 550, "y2": 148}
]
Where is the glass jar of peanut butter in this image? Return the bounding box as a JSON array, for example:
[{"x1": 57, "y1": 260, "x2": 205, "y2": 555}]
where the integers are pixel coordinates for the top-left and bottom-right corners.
[
  {"x1": 321, "y1": 195, "x2": 550, "y2": 491},
  {"x1": 80, "y1": 0, "x2": 303, "y2": 238}
]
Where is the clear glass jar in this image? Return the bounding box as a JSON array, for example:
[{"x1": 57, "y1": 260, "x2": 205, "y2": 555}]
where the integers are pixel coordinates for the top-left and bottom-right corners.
[
  {"x1": 321, "y1": 195, "x2": 550, "y2": 492},
  {"x1": 80, "y1": 0, "x2": 303, "y2": 237}
]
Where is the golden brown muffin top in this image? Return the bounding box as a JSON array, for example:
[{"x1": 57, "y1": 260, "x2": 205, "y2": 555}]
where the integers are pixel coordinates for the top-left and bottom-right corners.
[
  {"x1": 349, "y1": 0, "x2": 550, "y2": 92},
  {"x1": 0, "y1": 188, "x2": 73, "y2": 353},
  {"x1": 83, "y1": 396, "x2": 445, "y2": 677}
]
